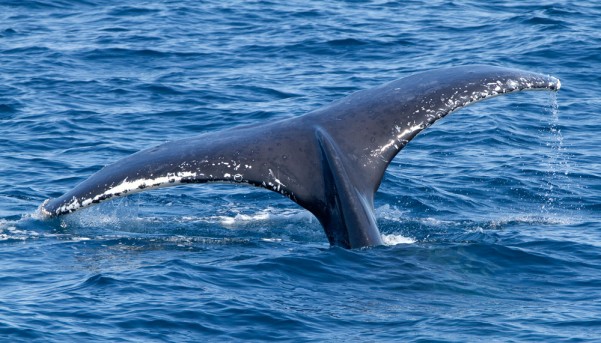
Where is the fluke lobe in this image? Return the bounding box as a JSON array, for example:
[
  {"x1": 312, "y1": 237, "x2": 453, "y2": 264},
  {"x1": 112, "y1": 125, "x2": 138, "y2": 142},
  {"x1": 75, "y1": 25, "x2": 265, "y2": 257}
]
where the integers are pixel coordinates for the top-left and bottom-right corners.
[{"x1": 42, "y1": 66, "x2": 561, "y2": 248}]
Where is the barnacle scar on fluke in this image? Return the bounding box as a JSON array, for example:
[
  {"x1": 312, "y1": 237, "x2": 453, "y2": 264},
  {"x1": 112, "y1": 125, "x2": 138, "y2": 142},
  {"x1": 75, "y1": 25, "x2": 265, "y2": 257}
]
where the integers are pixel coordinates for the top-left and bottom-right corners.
[{"x1": 42, "y1": 65, "x2": 561, "y2": 249}]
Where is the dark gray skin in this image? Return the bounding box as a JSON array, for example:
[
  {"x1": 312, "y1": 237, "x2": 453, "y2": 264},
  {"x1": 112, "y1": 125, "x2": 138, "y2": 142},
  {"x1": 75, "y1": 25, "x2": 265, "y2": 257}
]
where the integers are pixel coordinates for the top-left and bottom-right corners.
[{"x1": 42, "y1": 65, "x2": 561, "y2": 248}]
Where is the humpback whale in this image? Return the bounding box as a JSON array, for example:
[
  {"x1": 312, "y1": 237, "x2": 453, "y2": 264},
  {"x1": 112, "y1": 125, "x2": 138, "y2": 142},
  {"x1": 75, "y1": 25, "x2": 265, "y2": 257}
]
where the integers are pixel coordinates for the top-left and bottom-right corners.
[{"x1": 42, "y1": 66, "x2": 560, "y2": 248}]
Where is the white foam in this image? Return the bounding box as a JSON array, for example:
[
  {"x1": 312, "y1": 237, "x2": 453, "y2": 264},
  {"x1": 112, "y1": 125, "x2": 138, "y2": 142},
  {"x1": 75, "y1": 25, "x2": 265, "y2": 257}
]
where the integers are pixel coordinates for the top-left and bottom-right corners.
[
  {"x1": 219, "y1": 211, "x2": 271, "y2": 226},
  {"x1": 375, "y1": 204, "x2": 408, "y2": 222},
  {"x1": 0, "y1": 218, "x2": 91, "y2": 242},
  {"x1": 381, "y1": 233, "x2": 416, "y2": 245},
  {"x1": 489, "y1": 214, "x2": 578, "y2": 227},
  {"x1": 216, "y1": 207, "x2": 313, "y2": 227}
]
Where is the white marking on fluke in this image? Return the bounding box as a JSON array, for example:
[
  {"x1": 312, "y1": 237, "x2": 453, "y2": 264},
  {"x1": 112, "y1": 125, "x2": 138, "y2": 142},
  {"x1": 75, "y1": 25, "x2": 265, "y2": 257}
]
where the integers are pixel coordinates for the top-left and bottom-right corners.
[
  {"x1": 268, "y1": 169, "x2": 286, "y2": 191},
  {"x1": 52, "y1": 171, "x2": 199, "y2": 215}
]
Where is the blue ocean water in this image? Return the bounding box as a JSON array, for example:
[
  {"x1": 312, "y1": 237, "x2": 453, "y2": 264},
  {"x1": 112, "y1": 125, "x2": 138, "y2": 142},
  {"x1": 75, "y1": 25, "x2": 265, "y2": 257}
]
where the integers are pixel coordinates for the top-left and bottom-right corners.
[{"x1": 1, "y1": 0, "x2": 600, "y2": 341}]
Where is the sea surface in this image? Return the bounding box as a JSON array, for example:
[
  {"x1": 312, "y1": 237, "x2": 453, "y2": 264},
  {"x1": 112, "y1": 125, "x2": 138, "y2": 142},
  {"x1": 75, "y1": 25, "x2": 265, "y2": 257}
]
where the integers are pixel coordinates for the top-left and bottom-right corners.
[{"x1": 1, "y1": 1, "x2": 600, "y2": 341}]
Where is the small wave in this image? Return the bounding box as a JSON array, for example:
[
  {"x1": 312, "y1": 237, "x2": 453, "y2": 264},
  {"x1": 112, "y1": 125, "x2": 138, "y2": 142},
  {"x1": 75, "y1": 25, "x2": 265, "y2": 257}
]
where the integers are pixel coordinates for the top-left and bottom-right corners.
[
  {"x1": 233, "y1": 85, "x2": 300, "y2": 100},
  {"x1": 0, "y1": 102, "x2": 20, "y2": 114},
  {"x1": 522, "y1": 16, "x2": 565, "y2": 27},
  {"x1": 107, "y1": 5, "x2": 161, "y2": 17},
  {"x1": 2, "y1": 46, "x2": 53, "y2": 55},
  {"x1": 326, "y1": 38, "x2": 367, "y2": 47},
  {"x1": 79, "y1": 47, "x2": 168, "y2": 60},
  {"x1": 1, "y1": 28, "x2": 17, "y2": 36},
  {"x1": 138, "y1": 84, "x2": 184, "y2": 95}
]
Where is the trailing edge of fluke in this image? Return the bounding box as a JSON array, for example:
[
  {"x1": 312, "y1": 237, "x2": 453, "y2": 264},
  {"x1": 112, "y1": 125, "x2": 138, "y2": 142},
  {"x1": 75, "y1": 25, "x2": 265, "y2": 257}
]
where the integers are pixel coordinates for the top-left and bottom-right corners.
[{"x1": 42, "y1": 65, "x2": 561, "y2": 248}]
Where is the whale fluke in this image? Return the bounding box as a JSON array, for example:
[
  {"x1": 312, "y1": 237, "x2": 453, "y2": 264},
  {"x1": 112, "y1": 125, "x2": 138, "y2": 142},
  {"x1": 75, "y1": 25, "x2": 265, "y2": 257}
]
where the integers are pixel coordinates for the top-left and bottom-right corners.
[{"x1": 42, "y1": 65, "x2": 560, "y2": 248}]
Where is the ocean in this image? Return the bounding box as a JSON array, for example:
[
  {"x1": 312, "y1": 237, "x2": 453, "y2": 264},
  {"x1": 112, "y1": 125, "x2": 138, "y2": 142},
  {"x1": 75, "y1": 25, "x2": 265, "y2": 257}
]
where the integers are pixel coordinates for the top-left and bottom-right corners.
[{"x1": 1, "y1": 1, "x2": 600, "y2": 341}]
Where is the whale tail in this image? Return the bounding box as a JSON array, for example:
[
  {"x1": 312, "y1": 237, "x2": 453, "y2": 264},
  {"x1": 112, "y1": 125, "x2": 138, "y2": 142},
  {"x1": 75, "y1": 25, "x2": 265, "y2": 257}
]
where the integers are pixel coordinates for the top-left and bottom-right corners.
[{"x1": 42, "y1": 66, "x2": 560, "y2": 248}]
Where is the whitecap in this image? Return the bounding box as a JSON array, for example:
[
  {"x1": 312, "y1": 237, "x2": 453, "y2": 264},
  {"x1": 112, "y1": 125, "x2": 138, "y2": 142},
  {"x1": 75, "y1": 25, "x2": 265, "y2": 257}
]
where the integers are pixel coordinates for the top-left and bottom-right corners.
[{"x1": 381, "y1": 233, "x2": 416, "y2": 245}]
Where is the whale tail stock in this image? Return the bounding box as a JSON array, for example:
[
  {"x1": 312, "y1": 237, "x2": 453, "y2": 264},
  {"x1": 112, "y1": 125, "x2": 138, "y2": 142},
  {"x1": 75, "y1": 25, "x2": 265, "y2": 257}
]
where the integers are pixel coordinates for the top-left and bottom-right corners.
[{"x1": 42, "y1": 65, "x2": 561, "y2": 248}]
